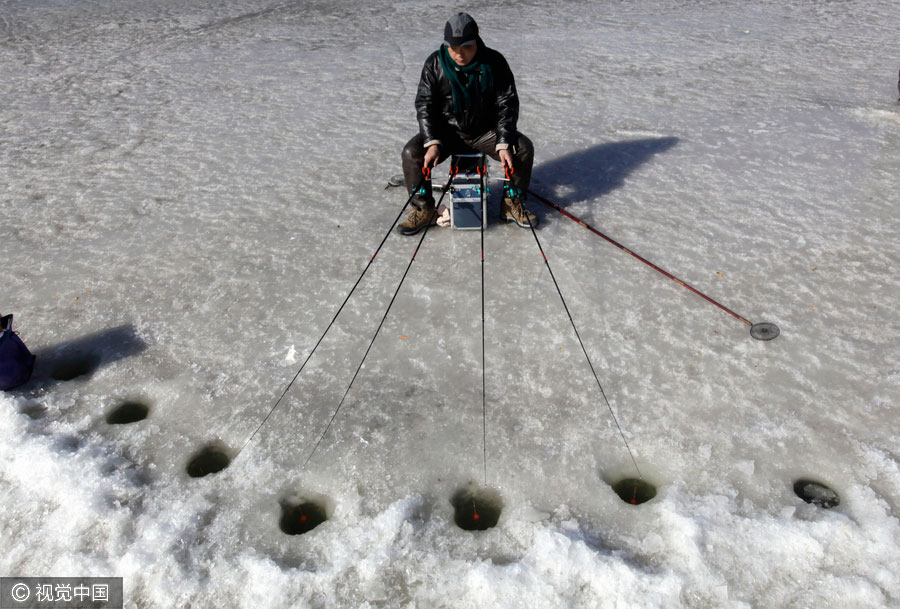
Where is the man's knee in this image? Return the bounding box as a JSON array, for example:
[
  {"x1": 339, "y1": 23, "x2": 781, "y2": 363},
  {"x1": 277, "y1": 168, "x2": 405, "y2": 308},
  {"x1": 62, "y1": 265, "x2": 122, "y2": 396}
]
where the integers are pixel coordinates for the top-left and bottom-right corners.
[
  {"x1": 514, "y1": 134, "x2": 534, "y2": 163},
  {"x1": 402, "y1": 134, "x2": 425, "y2": 164}
]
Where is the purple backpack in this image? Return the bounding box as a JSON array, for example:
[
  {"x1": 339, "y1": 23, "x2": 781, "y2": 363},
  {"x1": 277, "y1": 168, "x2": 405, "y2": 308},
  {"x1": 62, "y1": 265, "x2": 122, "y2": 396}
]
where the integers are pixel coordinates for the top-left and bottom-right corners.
[{"x1": 0, "y1": 314, "x2": 36, "y2": 390}]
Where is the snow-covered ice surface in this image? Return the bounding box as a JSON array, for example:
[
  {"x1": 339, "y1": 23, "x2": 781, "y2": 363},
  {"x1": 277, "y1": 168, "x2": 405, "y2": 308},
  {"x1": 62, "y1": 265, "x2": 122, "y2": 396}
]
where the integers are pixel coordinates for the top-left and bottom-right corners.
[{"x1": 2, "y1": 0, "x2": 899, "y2": 607}]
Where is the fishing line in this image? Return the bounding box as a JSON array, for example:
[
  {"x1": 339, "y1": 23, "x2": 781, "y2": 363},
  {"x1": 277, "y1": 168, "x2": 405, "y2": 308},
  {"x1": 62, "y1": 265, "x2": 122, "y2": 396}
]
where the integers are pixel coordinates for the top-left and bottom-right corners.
[
  {"x1": 479, "y1": 163, "x2": 488, "y2": 486},
  {"x1": 514, "y1": 177, "x2": 643, "y2": 479},
  {"x1": 301, "y1": 174, "x2": 455, "y2": 469},
  {"x1": 233, "y1": 174, "x2": 430, "y2": 461}
]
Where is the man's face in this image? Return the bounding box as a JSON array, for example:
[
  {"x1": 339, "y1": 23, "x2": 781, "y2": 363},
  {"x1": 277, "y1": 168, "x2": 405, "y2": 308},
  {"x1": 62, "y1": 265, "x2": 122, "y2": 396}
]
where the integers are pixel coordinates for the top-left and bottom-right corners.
[{"x1": 447, "y1": 41, "x2": 477, "y2": 66}]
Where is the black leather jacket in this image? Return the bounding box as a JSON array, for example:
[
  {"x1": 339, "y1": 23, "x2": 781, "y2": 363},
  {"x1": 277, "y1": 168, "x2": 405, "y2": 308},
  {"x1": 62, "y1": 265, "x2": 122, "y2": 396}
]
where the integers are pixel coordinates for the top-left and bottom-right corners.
[{"x1": 415, "y1": 40, "x2": 519, "y2": 148}]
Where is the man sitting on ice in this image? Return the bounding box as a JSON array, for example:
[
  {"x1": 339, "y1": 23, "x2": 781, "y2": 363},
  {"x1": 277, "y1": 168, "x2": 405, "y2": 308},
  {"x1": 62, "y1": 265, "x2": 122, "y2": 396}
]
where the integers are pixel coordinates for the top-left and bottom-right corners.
[{"x1": 398, "y1": 12, "x2": 538, "y2": 235}]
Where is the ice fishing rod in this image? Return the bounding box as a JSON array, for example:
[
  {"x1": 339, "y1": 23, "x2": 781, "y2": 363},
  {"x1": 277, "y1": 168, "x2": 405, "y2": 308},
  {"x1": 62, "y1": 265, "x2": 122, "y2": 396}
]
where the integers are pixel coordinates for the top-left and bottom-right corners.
[
  {"x1": 234, "y1": 172, "x2": 432, "y2": 461},
  {"x1": 301, "y1": 172, "x2": 455, "y2": 469},
  {"x1": 526, "y1": 189, "x2": 780, "y2": 341},
  {"x1": 510, "y1": 172, "x2": 643, "y2": 480}
]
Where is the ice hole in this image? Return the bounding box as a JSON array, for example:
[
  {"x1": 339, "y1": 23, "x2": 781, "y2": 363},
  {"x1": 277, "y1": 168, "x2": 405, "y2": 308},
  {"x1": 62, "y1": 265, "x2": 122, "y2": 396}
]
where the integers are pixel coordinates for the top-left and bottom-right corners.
[
  {"x1": 186, "y1": 445, "x2": 231, "y2": 478},
  {"x1": 106, "y1": 401, "x2": 150, "y2": 425},
  {"x1": 19, "y1": 403, "x2": 48, "y2": 420},
  {"x1": 279, "y1": 501, "x2": 328, "y2": 535},
  {"x1": 793, "y1": 479, "x2": 840, "y2": 509},
  {"x1": 50, "y1": 353, "x2": 101, "y2": 381},
  {"x1": 451, "y1": 486, "x2": 503, "y2": 531},
  {"x1": 612, "y1": 478, "x2": 657, "y2": 505}
]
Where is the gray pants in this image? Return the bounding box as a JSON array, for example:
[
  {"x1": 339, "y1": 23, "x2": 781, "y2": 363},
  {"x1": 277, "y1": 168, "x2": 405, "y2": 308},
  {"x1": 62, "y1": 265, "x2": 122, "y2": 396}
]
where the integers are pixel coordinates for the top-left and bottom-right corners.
[{"x1": 401, "y1": 130, "x2": 534, "y2": 202}]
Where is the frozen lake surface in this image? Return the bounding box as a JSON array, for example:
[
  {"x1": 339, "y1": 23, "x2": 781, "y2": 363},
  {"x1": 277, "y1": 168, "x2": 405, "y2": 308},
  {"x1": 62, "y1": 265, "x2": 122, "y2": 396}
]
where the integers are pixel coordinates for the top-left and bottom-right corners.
[{"x1": 2, "y1": 1, "x2": 899, "y2": 607}]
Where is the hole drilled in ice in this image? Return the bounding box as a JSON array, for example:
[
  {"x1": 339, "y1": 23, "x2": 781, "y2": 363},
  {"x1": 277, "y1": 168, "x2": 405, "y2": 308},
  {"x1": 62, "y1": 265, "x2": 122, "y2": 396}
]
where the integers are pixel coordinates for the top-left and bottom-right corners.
[
  {"x1": 50, "y1": 353, "x2": 101, "y2": 381},
  {"x1": 451, "y1": 486, "x2": 503, "y2": 531},
  {"x1": 19, "y1": 403, "x2": 48, "y2": 420},
  {"x1": 279, "y1": 501, "x2": 328, "y2": 535},
  {"x1": 186, "y1": 445, "x2": 231, "y2": 478},
  {"x1": 793, "y1": 479, "x2": 840, "y2": 509},
  {"x1": 612, "y1": 478, "x2": 657, "y2": 505},
  {"x1": 106, "y1": 401, "x2": 150, "y2": 425}
]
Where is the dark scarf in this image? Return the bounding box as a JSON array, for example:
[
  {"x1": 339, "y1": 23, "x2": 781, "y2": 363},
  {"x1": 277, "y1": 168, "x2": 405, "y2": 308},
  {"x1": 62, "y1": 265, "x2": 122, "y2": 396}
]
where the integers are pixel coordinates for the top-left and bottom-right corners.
[{"x1": 438, "y1": 40, "x2": 494, "y2": 115}]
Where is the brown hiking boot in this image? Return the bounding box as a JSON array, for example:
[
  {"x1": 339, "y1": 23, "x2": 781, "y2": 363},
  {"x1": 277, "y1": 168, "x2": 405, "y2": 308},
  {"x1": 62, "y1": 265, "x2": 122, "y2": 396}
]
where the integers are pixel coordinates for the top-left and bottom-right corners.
[
  {"x1": 397, "y1": 199, "x2": 436, "y2": 235},
  {"x1": 500, "y1": 194, "x2": 538, "y2": 228}
]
